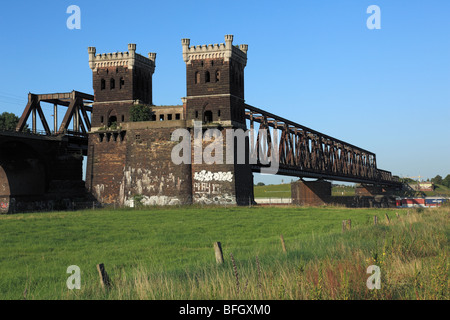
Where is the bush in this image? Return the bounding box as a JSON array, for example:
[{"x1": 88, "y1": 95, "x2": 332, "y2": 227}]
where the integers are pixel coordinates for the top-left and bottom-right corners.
[{"x1": 130, "y1": 105, "x2": 152, "y2": 122}]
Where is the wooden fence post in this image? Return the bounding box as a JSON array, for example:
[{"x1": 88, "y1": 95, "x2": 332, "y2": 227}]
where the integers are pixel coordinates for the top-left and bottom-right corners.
[
  {"x1": 96, "y1": 263, "x2": 111, "y2": 289},
  {"x1": 343, "y1": 219, "x2": 352, "y2": 232},
  {"x1": 374, "y1": 216, "x2": 378, "y2": 225},
  {"x1": 280, "y1": 234, "x2": 287, "y2": 253},
  {"x1": 385, "y1": 213, "x2": 390, "y2": 224},
  {"x1": 214, "y1": 242, "x2": 224, "y2": 264}
]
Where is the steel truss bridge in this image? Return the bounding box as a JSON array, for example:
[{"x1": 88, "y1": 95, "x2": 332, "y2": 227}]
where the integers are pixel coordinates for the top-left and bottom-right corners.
[
  {"x1": 245, "y1": 104, "x2": 401, "y2": 187},
  {"x1": 2, "y1": 91, "x2": 400, "y2": 188}
]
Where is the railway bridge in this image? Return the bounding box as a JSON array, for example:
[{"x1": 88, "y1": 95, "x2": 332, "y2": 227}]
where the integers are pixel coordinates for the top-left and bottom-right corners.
[{"x1": 0, "y1": 35, "x2": 402, "y2": 212}]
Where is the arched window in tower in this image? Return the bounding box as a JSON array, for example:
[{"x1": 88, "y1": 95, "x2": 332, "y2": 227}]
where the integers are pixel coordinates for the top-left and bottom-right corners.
[
  {"x1": 215, "y1": 70, "x2": 220, "y2": 82},
  {"x1": 108, "y1": 115, "x2": 117, "y2": 128},
  {"x1": 110, "y1": 78, "x2": 115, "y2": 90},
  {"x1": 204, "y1": 110, "x2": 213, "y2": 123},
  {"x1": 195, "y1": 72, "x2": 200, "y2": 84},
  {"x1": 120, "y1": 77, "x2": 124, "y2": 89},
  {"x1": 205, "y1": 71, "x2": 211, "y2": 83},
  {"x1": 101, "y1": 79, "x2": 106, "y2": 90}
]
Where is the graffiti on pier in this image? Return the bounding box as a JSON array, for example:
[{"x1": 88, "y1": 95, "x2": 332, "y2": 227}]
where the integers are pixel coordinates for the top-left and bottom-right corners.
[
  {"x1": 0, "y1": 202, "x2": 9, "y2": 210},
  {"x1": 194, "y1": 171, "x2": 233, "y2": 183},
  {"x1": 193, "y1": 171, "x2": 235, "y2": 204}
]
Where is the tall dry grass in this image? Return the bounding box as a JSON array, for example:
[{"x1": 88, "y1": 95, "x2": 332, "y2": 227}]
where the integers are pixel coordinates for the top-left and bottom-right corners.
[{"x1": 63, "y1": 206, "x2": 448, "y2": 300}]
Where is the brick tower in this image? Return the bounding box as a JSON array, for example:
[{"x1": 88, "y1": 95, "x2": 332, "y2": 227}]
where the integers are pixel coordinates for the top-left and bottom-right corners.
[
  {"x1": 182, "y1": 35, "x2": 254, "y2": 205},
  {"x1": 86, "y1": 44, "x2": 193, "y2": 206},
  {"x1": 87, "y1": 44, "x2": 156, "y2": 127}
]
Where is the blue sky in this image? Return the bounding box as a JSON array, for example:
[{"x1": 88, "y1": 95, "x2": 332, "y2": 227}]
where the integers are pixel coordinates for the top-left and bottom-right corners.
[{"x1": 0, "y1": 0, "x2": 449, "y2": 185}]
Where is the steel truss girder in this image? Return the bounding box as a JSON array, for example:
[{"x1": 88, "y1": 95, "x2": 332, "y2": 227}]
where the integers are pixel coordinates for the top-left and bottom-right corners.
[
  {"x1": 245, "y1": 104, "x2": 400, "y2": 186},
  {"x1": 16, "y1": 91, "x2": 94, "y2": 137}
]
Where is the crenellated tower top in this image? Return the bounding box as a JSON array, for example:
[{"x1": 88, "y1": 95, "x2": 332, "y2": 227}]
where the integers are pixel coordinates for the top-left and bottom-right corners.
[
  {"x1": 88, "y1": 43, "x2": 156, "y2": 110},
  {"x1": 181, "y1": 35, "x2": 248, "y2": 67},
  {"x1": 88, "y1": 44, "x2": 156, "y2": 74}
]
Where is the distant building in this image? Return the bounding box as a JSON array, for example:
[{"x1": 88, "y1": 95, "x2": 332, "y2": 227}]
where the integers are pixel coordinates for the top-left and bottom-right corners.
[{"x1": 408, "y1": 182, "x2": 435, "y2": 192}]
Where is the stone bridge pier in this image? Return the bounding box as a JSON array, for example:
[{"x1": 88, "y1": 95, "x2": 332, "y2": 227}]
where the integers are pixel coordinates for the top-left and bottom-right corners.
[
  {"x1": 291, "y1": 180, "x2": 399, "y2": 208},
  {"x1": 0, "y1": 132, "x2": 88, "y2": 213},
  {"x1": 291, "y1": 180, "x2": 332, "y2": 206}
]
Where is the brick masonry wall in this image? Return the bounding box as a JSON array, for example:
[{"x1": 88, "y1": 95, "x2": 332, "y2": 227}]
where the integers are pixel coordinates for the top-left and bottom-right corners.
[
  {"x1": 190, "y1": 127, "x2": 253, "y2": 205},
  {"x1": 0, "y1": 137, "x2": 87, "y2": 213},
  {"x1": 92, "y1": 66, "x2": 153, "y2": 103},
  {"x1": 185, "y1": 58, "x2": 246, "y2": 125},
  {"x1": 93, "y1": 66, "x2": 134, "y2": 103},
  {"x1": 186, "y1": 59, "x2": 244, "y2": 98},
  {"x1": 91, "y1": 101, "x2": 135, "y2": 128},
  {"x1": 185, "y1": 96, "x2": 246, "y2": 126},
  {"x1": 87, "y1": 121, "x2": 193, "y2": 206},
  {"x1": 0, "y1": 166, "x2": 9, "y2": 197},
  {"x1": 121, "y1": 123, "x2": 192, "y2": 206},
  {"x1": 86, "y1": 133, "x2": 127, "y2": 204}
]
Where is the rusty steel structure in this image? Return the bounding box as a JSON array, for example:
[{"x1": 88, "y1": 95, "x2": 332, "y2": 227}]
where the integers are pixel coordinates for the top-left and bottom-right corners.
[
  {"x1": 246, "y1": 104, "x2": 401, "y2": 187},
  {"x1": 16, "y1": 91, "x2": 94, "y2": 138},
  {"x1": 13, "y1": 91, "x2": 94, "y2": 155}
]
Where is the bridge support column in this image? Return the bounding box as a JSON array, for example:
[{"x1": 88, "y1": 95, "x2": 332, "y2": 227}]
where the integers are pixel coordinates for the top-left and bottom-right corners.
[
  {"x1": 291, "y1": 180, "x2": 332, "y2": 206},
  {"x1": 355, "y1": 185, "x2": 385, "y2": 196}
]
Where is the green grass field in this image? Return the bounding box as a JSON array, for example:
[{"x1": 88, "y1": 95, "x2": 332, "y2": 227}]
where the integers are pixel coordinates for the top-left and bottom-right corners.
[
  {"x1": 0, "y1": 205, "x2": 448, "y2": 300},
  {"x1": 424, "y1": 184, "x2": 450, "y2": 197},
  {"x1": 253, "y1": 183, "x2": 291, "y2": 198},
  {"x1": 255, "y1": 182, "x2": 450, "y2": 198}
]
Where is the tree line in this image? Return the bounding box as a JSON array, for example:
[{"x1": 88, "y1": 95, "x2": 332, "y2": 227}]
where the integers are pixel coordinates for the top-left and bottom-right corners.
[
  {"x1": 0, "y1": 112, "x2": 20, "y2": 131},
  {"x1": 431, "y1": 175, "x2": 450, "y2": 188}
]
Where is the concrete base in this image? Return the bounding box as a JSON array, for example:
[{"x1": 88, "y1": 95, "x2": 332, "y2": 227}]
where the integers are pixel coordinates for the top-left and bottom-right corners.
[
  {"x1": 0, "y1": 179, "x2": 98, "y2": 214},
  {"x1": 291, "y1": 180, "x2": 332, "y2": 206}
]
